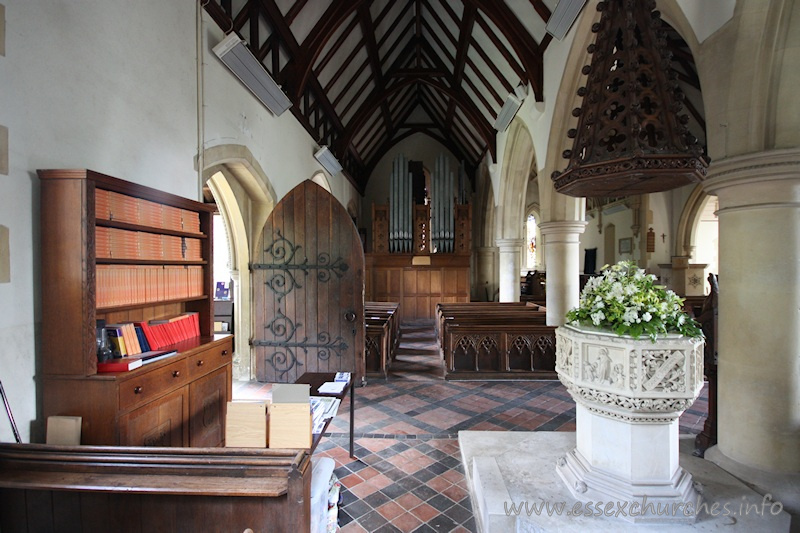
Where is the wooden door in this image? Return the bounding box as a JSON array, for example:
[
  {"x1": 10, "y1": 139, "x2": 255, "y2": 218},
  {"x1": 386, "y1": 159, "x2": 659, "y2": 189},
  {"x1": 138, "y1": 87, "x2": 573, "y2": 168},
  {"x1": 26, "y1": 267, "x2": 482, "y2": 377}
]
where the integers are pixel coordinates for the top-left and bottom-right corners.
[{"x1": 253, "y1": 180, "x2": 365, "y2": 383}]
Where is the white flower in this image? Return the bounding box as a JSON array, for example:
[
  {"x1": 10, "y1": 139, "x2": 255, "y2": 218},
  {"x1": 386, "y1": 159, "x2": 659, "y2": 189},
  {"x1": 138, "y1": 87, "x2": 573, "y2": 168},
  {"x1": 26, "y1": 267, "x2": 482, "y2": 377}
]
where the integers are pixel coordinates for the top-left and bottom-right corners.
[
  {"x1": 567, "y1": 261, "x2": 698, "y2": 340},
  {"x1": 622, "y1": 308, "x2": 639, "y2": 325}
]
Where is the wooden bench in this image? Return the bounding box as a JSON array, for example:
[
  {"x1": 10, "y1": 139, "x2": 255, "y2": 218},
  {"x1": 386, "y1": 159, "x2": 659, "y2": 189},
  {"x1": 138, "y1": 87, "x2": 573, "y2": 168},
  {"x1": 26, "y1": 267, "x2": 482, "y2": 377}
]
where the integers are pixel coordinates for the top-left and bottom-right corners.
[
  {"x1": 435, "y1": 302, "x2": 556, "y2": 380},
  {"x1": 0, "y1": 443, "x2": 312, "y2": 532},
  {"x1": 435, "y1": 302, "x2": 545, "y2": 348},
  {"x1": 364, "y1": 302, "x2": 399, "y2": 379}
]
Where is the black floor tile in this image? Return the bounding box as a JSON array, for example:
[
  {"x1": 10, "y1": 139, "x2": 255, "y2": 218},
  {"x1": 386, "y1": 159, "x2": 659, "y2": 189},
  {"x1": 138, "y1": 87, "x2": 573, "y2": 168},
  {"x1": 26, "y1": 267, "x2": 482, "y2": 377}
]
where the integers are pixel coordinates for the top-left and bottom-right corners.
[
  {"x1": 364, "y1": 490, "x2": 391, "y2": 509},
  {"x1": 357, "y1": 510, "x2": 390, "y2": 531},
  {"x1": 427, "y1": 513, "x2": 459, "y2": 531}
]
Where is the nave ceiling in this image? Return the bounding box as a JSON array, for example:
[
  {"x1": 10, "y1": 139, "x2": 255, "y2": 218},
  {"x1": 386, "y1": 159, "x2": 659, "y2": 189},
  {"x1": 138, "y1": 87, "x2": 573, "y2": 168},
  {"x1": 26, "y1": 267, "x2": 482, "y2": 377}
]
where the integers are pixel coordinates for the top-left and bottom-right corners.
[{"x1": 202, "y1": 0, "x2": 705, "y2": 195}]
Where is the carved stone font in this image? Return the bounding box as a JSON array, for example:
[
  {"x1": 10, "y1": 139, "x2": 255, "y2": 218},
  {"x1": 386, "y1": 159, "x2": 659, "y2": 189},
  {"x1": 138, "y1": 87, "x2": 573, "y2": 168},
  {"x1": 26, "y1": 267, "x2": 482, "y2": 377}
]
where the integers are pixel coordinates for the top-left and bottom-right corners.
[{"x1": 555, "y1": 324, "x2": 704, "y2": 524}]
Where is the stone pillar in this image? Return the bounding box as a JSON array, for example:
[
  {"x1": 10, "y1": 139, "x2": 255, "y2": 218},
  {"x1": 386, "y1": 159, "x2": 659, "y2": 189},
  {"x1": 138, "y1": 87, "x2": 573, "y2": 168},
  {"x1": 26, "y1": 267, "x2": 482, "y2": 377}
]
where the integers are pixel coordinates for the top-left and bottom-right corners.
[
  {"x1": 475, "y1": 246, "x2": 498, "y2": 301},
  {"x1": 703, "y1": 148, "x2": 800, "y2": 473},
  {"x1": 496, "y1": 239, "x2": 524, "y2": 302},
  {"x1": 539, "y1": 221, "x2": 587, "y2": 326}
]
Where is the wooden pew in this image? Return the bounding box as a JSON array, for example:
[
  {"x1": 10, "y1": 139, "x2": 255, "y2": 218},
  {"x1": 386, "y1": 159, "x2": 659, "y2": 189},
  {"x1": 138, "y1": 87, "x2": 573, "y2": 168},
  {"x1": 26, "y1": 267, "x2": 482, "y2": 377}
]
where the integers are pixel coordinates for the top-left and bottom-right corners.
[
  {"x1": 364, "y1": 302, "x2": 399, "y2": 379},
  {"x1": 435, "y1": 302, "x2": 544, "y2": 348},
  {"x1": 436, "y1": 302, "x2": 556, "y2": 380},
  {"x1": 0, "y1": 443, "x2": 312, "y2": 532},
  {"x1": 365, "y1": 301, "x2": 399, "y2": 354}
]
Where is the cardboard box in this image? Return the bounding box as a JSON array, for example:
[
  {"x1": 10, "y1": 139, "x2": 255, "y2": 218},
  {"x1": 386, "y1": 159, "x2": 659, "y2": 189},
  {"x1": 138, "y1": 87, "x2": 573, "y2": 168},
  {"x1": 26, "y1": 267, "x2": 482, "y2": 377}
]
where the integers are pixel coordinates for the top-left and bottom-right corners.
[
  {"x1": 46, "y1": 416, "x2": 82, "y2": 445},
  {"x1": 268, "y1": 384, "x2": 311, "y2": 449},
  {"x1": 225, "y1": 401, "x2": 269, "y2": 447},
  {"x1": 269, "y1": 403, "x2": 312, "y2": 448}
]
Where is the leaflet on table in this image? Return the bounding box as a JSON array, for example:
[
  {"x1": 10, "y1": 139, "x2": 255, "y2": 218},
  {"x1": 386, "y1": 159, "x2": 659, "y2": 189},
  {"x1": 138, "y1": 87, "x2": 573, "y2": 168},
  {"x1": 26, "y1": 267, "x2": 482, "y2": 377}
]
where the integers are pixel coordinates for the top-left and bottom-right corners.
[
  {"x1": 318, "y1": 381, "x2": 347, "y2": 394},
  {"x1": 334, "y1": 372, "x2": 351, "y2": 383},
  {"x1": 311, "y1": 396, "x2": 341, "y2": 419},
  {"x1": 311, "y1": 396, "x2": 341, "y2": 434}
]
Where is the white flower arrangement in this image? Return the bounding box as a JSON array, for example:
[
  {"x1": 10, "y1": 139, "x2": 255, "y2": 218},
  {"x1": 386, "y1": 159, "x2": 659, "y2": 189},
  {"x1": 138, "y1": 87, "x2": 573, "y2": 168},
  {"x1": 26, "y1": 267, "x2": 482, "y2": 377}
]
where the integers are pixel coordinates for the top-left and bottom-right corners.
[{"x1": 566, "y1": 261, "x2": 702, "y2": 341}]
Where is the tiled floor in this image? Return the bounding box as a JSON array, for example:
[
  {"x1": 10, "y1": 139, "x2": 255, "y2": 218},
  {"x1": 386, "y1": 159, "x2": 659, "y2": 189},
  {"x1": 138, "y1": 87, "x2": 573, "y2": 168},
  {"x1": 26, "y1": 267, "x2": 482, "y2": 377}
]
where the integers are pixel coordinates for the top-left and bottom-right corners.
[{"x1": 234, "y1": 321, "x2": 709, "y2": 532}]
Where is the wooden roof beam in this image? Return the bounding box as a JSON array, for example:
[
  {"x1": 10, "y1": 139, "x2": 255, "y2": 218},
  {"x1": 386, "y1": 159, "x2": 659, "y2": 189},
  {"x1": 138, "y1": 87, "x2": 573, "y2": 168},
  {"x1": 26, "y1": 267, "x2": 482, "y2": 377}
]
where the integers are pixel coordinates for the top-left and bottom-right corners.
[
  {"x1": 295, "y1": 1, "x2": 369, "y2": 100},
  {"x1": 529, "y1": 0, "x2": 552, "y2": 22},
  {"x1": 469, "y1": 0, "x2": 544, "y2": 100},
  {"x1": 357, "y1": 5, "x2": 394, "y2": 133},
  {"x1": 446, "y1": 4, "x2": 477, "y2": 126},
  {"x1": 337, "y1": 77, "x2": 494, "y2": 162},
  {"x1": 314, "y1": 15, "x2": 361, "y2": 77},
  {"x1": 468, "y1": 34, "x2": 513, "y2": 97}
]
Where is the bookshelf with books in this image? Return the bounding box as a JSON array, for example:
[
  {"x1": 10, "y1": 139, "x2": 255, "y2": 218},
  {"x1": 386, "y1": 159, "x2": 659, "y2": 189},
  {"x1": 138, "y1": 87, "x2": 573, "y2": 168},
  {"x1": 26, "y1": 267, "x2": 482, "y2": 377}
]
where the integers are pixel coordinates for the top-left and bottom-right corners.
[{"x1": 38, "y1": 169, "x2": 233, "y2": 447}]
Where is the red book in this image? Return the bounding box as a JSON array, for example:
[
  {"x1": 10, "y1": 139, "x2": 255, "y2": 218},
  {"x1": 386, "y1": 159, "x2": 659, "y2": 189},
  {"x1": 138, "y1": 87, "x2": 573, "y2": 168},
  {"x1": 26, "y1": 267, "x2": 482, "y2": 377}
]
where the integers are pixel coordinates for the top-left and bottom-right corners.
[
  {"x1": 168, "y1": 320, "x2": 182, "y2": 342},
  {"x1": 152, "y1": 323, "x2": 169, "y2": 345},
  {"x1": 135, "y1": 321, "x2": 161, "y2": 350},
  {"x1": 179, "y1": 315, "x2": 192, "y2": 340},
  {"x1": 97, "y1": 357, "x2": 142, "y2": 373}
]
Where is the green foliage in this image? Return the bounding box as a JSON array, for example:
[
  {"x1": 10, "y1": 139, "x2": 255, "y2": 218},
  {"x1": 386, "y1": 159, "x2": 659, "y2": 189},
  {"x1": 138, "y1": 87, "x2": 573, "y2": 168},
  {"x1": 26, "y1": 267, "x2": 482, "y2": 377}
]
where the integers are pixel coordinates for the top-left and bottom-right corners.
[{"x1": 566, "y1": 261, "x2": 703, "y2": 341}]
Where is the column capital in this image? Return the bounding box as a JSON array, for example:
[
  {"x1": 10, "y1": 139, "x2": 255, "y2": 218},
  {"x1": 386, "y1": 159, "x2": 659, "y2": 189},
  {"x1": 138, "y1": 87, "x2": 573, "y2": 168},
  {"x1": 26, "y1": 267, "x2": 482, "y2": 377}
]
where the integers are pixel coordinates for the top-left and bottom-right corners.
[
  {"x1": 704, "y1": 148, "x2": 800, "y2": 212},
  {"x1": 495, "y1": 238, "x2": 525, "y2": 251},
  {"x1": 538, "y1": 220, "x2": 588, "y2": 236}
]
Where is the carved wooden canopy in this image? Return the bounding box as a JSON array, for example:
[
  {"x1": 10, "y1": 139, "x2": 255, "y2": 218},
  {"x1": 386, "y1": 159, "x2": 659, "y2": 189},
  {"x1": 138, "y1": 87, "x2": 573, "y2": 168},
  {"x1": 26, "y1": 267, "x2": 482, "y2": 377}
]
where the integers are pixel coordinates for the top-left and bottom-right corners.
[{"x1": 551, "y1": 0, "x2": 708, "y2": 198}]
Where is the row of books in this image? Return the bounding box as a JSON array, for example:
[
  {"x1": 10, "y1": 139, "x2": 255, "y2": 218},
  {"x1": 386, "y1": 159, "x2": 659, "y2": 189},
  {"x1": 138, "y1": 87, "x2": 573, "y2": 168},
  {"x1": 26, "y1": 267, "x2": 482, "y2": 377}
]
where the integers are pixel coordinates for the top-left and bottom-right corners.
[
  {"x1": 96, "y1": 189, "x2": 201, "y2": 234},
  {"x1": 104, "y1": 322, "x2": 155, "y2": 357},
  {"x1": 97, "y1": 313, "x2": 201, "y2": 373},
  {"x1": 95, "y1": 227, "x2": 203, "y2": 261},
  {"x1": 96, "y1": 265, "x2": 204, "y2": 308},
  {"x1": 146, "y1": 312, "x2": 201, "y2": 348}
]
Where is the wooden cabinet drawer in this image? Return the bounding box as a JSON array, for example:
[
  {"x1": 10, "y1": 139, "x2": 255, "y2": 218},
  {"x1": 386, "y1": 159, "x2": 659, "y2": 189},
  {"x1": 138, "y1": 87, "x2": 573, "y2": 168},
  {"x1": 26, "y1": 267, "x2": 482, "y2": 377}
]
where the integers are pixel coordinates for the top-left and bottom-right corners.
[
  {"x1": 187, "y1": 339, "x2": 232, "y2": 380},
  {"x1": 118, "y1": 388, "x2": 187, "y2": 447},
  {"x1": 119, "y1": 359, "x2": 189, "y2": 411}
]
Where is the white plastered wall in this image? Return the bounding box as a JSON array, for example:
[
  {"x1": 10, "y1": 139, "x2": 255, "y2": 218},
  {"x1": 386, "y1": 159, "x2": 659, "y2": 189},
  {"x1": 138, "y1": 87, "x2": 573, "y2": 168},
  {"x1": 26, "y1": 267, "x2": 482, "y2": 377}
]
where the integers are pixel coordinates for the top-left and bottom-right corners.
[{"x1": 0, "y1": 0, "x2": 358, "y2": 443}]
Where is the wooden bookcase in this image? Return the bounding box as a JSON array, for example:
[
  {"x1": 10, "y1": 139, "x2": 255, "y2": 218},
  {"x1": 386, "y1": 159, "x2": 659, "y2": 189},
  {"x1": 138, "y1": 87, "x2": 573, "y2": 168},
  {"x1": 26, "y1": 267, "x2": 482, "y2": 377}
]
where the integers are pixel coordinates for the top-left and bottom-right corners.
[{"x1": 38, "y1": 169, "x2": 233, "y2": 447}]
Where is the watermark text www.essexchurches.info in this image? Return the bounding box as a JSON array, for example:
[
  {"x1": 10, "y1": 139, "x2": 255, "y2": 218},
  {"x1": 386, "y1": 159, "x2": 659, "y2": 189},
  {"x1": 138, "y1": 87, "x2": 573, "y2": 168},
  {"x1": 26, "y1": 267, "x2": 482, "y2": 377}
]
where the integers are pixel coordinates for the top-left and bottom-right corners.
[{"x1": 505, "y1": 494, "x2": 784, "y2": 519}]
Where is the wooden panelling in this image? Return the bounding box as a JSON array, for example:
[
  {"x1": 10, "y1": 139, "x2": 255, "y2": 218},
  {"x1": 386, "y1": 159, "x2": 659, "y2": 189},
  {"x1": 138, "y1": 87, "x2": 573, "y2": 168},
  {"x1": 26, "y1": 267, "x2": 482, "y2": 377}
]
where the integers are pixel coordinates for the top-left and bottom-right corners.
[
  {"x1": 0, "y1": 444, "x2": 312, "y2": 533},
  {"x1": 365, "y1": 254, "x2": 470, "y2": 321},
  {"x1": 119, "y1": 388, "x2": 187, "y2": 447},
  {"x1": 189, "y1": 367, "x2": 228, "y2": 447}
]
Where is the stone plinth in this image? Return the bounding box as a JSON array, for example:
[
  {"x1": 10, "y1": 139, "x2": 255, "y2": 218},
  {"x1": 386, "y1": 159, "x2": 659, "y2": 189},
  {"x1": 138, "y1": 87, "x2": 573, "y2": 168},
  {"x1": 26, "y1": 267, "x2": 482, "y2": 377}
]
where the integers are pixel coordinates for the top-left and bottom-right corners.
[
  {"x1": 459, "y1": 431, "x2": 792, "y2": 533},
  {"x1": 555, "y1": 324, "x2": 704, "y2": 524}
]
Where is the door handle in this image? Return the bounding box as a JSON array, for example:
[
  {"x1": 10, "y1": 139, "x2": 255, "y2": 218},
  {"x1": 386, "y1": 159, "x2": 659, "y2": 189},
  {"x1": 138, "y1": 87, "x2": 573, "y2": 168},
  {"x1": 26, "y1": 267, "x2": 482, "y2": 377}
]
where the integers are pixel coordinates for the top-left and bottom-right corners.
[{"x1": 344, "y1": 311, "x2": 357, "y2": 322}]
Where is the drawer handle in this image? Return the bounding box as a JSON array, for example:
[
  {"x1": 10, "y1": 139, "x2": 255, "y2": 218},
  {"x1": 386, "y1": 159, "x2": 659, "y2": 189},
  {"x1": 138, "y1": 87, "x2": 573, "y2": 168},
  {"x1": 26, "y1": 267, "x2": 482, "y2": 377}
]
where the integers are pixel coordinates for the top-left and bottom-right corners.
[
  {"x1": 134, "y1": 386, "x2": 143, "y2": 394},
  {"x1": 222, "y1": 350, "x2": 229, "y2": 356},
  {"x1": 197, "y1": 360, "x2": 205, "y2": 367},
  {"x1": 172, "y1": 370, "x2": 181, "y2": 378}
]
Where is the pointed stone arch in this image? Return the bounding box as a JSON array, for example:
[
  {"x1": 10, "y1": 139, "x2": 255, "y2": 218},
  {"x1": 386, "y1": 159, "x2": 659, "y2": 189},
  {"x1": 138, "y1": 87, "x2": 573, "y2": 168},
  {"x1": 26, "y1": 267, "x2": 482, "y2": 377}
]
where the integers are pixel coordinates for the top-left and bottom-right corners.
[
  {"x1": 496, "y1": 118, "x2": 535, "y2": 242},
  {"x1": 494, "y1": 119, "x2": 537, "y2": 301},
  {"x1": 538, "y1": 8, "x2": 599, "y2": 224},
  {"x1": 473, "y1": 163, "x2": 498, "y2": 300},
  {"x1": 201, "y1": 144, "x2": 278, "y2": 381},
  {"x1": 311, "y1": 171, "x2": 332, "y2": 193}
]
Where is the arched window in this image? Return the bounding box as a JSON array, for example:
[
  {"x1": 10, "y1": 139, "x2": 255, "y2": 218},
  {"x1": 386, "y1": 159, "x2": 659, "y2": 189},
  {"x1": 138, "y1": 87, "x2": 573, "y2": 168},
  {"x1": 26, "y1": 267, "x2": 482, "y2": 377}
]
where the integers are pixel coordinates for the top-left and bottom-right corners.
[{"x1": 526, "y1": 213, "x2": 537, "y2": 270}]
